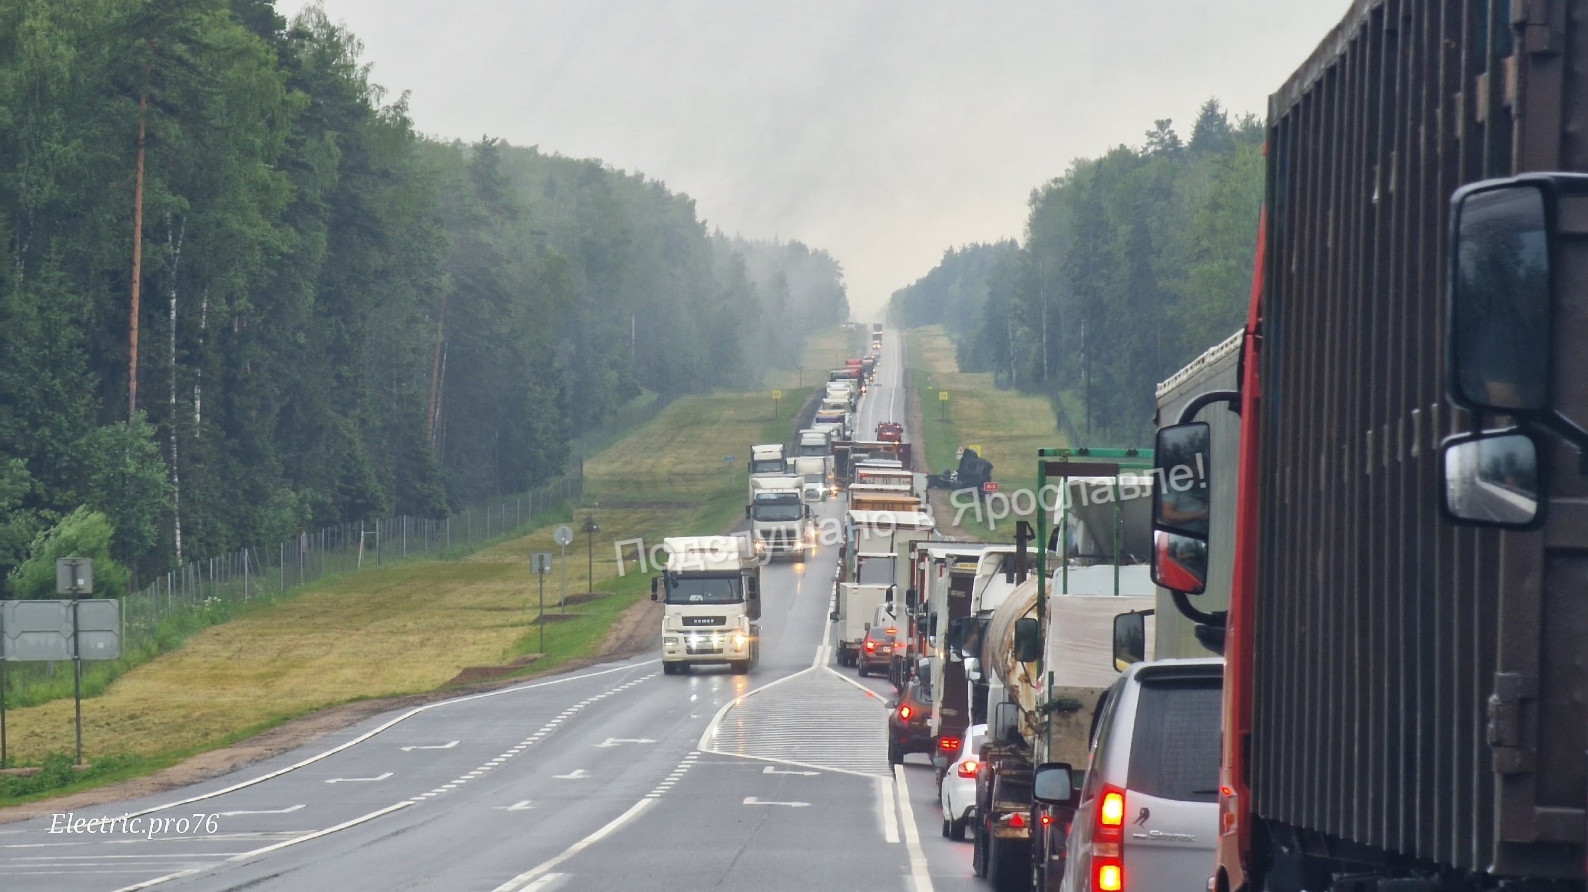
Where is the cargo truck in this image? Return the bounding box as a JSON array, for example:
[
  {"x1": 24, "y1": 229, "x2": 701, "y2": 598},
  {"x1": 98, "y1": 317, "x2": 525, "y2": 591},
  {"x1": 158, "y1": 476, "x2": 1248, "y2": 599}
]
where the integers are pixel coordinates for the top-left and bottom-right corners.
[
  {"x1": 747, "y1": 443, "x2": 787, "y2": 500},
  {"x1": 651, "y1": 536, "x2": 761, "y2": 675},
  {"x1": 832, "y1": 581, "x2": 894, "y2": 670},
  {"x1": 1146, "y1": 4, "x2": 1588, "y2": 890}
]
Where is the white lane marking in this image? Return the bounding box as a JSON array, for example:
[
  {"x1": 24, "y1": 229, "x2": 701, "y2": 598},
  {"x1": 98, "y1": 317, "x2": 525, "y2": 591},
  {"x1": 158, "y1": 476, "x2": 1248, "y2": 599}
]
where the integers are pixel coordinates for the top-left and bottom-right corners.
[
  {"x1": 111, "y1": 661, "x2": 656, "y2": 821},
  {"x1": 879, "y1": 776, "x2": 900, "y2": 844},
  {"x1": 324, "y1": 772, "x2": 392, "y2": 784},
  {"x1": 552, "y1": 769, "x2": 588, "y2": 780},
  {"x1": 489, "y1": 799, "x2": 654, "y2": 892},
  {"x1": 809, "y1": 643, "x2": 830, "y2": 670},
  {"x1": 227, "y1": 801, "x2": 411, "y2": 863},
  {"x1": 400, "y1": 740, "x2": 459, "y2": 751},
  {"x1": 216, "y1": 804, "x2": 305, "y2": 817},
  {"x1": 494, "y1": 801, "x2": 535, "y2": 811},
  {"x1": 110, "y1": 869, "x2": 201, "y2": 892},
  {"x1": 893, "y1": 765, "x2": 935, "y2": 892},
  {"x1": 743, "y1": 797, "x2": 809, "y2": 808},
  {"x1": 762, "y1": 765, "x2": 819, "y2": 776},
  {"x1": 520, "y1": 874, "x2": 567, "y2": 892},
  {"x1": 594, "y1": 737, "x2": 655, "y2": 747}
]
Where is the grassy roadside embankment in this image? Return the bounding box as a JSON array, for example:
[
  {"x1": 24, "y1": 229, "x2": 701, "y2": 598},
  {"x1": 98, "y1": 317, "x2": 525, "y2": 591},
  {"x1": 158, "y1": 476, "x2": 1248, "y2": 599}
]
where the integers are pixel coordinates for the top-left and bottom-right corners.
[
  {"x1": 906, "y1": 325, "x2": 1069, "y2": 540},
  {"x1": 0, "y1": 328, "x2": 854, "y2": 807}
]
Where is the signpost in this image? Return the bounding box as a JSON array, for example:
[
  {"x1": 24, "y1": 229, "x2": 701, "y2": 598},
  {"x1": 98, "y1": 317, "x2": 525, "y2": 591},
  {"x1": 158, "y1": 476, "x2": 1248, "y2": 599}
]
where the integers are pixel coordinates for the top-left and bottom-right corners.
[
  {"x1": 554, "y1": 525, "x2": 574, "y2": 610},
  {"x1": 938, "y1": 390, "x2": 949, "y2": 420},
  {"x1": 771, "y1": 389, "x2": 782, "y2": 419},
  {"x1": 531, "y1": 553, "x2": 553, "y2": 654}
]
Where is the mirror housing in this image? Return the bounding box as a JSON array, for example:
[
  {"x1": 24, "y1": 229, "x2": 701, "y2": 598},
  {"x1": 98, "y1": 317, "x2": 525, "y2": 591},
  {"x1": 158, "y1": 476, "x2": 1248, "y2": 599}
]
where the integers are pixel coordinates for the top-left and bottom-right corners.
[
  {"x1": 1113, "y1": 610, "x2": 1150, "y2": 672},
  {"x1": 1447, "y1": 179, "x2": 1552, "y2": 415},
  {"x1": 1153, "y1": 422, "x2": 1211, "y2": 538},
  {"x1": 745, "y1": 505, "x2": 751, "y2": 519},
  {"x1": 745, "y1": 575, "x2": 759, "y2": 600},
  {"x1": 1152, "y1": 530, "x2": 1209, "y2": 595},
  {"x1": 886, "y1": 585, "x2": 896, "y2": 604},
  {"x1": 650, "y1": 577, "x2": 659, "y2": 602},
  {"x1": 1033, "y1": 762, "x2": 1078, "y2": 807},
  {"x1": 1013, "y1": 617, "x2": 1041, "y2": 663},
  {"x1": 964, "y1": 656, "x2": 982, "y2": 681},
  {"x1": 1440, "y1": 428, "x2": 1545, "y2": 530}
]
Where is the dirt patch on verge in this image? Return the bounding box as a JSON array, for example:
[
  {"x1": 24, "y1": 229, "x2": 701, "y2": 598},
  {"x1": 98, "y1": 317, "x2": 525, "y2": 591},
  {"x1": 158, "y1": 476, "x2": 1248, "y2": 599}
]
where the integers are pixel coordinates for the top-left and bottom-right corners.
[{"x1": 0, "y1": 595, "x2": 663, "y2": 824}]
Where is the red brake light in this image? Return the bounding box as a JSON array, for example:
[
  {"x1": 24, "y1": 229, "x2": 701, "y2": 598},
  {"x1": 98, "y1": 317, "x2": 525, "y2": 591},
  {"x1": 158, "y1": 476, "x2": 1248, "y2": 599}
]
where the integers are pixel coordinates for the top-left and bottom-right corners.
[
  {"x1": 865, "y1": 640, "x2": 876, "y2": 652},
  {"x1": 1096, "y1": 861, "x2": 1123, "y2": 892},
  {"x1": 884, "y1": 627, "x2": 897, "y2": 635},
  {"x1": 1100, "y1": 788, "x2": 1126, "y2": 827},
  {"x1": 957, "y1": 759, "x2": 978, "y2": 778},
  {"x1": 1040, "y1": 814, "x2": 1053, "y2": 826},
  {"x1": 938, "y1": 737, "x2": 961, "y2": 752},
  {"x1": 898, "y1": 705, "x2": 912, "y2": 720},
  {"x1": 1008, "y1": 812, "x2": 1026, "y2": 829}
]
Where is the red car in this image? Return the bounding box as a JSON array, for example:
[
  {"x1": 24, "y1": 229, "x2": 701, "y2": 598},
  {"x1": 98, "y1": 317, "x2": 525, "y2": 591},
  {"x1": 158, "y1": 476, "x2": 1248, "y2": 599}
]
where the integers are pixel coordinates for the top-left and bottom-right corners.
[
  {"x1": 857, "y1": 624, "x2": 896, "y2": 677},
  {"x1": 875, "y1": 421, "x2": 903, "y2": 443},
  {"x1": 886, "y1": 679, "x2": 935, "y2": 765}
]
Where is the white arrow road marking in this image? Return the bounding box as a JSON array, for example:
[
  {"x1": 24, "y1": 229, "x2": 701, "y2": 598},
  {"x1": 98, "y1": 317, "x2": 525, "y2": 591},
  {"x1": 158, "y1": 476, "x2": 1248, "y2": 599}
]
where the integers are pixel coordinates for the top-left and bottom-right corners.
[
  {"x1": 762, "y1": 765, "x2": 820, "y2": 776},
  {"x1": 494, "y1": 801, "x2": 535, "y2": 811},
  {"x1": 217, "y1": 804, "x2": 306, "y2": 817},
  {"x1": 401, "y1": 740, "x2": 459, "y2": 752},
  {"x1": 553, "y1": 769, "x2": 588, "y2": 780},
  {"x1": 325, "y1": 772, "x2": 393, "y2": 784},
  {"x1": 743, "y1": 797, "x2": 809, "y2": 807},
  {"x1": 595, "y1": 738, "x2": 655, "y2": 747}
]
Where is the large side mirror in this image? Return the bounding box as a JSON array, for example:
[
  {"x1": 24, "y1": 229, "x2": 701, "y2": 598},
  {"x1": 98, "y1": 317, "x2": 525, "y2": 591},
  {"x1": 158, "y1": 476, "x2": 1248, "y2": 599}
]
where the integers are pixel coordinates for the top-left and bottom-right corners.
[
  {"x1": 650, "y1": 577, "x2": 659, "y2": 602},
  {"x1": 745, "y1": 506, "x2": 752, "y2": 518},
  {"x1": 1152, "y1": 422, "x2": 1211, "y2": 538},
  {"x1": 745, "y1": 575, "x2": 759, "y2": 599},
  {"x1": 886, "y1": 585, "x2": 896, "y2": 604},
  {"x1": 1440, "y1": 429, "x2": 1544, "y2": 529},
  {"x1": 1448, "y1": 180, "x2": 1551, "y2": 414},
  {"x1": 1152, "y1": 531, "x2": 1208, "y2": 595},
  {"x1": 1033, "y1": 762, "x2": 1078, "y2": 807},
  {"x1": 1013, "y1": 617, "x2": 1041, "y2": 663},
  {"x1": 964, "y1": 656, "x2": 982, "y2": 681},
  {"x1": 1112, "y1": 610, "x2": 1149, "y2": 672},
  {"x1": 905, "y1": 587, "x2": 918, "y2": 609}
]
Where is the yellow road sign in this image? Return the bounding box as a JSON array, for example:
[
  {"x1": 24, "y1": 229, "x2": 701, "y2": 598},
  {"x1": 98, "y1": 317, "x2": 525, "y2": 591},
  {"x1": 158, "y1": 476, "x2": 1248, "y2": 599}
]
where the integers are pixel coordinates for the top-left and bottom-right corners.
[
  {"x1": 938, "y1": 391, "x2": 949, "y2": 401},
  {"x1": 772, "y1": 390, "x2": 782, "y2": 400}
]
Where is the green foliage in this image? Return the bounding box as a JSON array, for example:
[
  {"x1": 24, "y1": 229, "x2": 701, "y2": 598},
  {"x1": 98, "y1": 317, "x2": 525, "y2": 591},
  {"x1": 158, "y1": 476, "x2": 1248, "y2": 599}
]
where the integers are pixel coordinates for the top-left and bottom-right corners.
[
  {"x1": 7, "y1": 506, "x2": 132, "y2": 599},
  {"x1": 0, "y1": 3, "x2": 849, "y2": 592},
  {"x1": 0, "y1": 752, "x2": 142, "y2": 800},
  {"x1": 888, "y1": 100, "x2": 1263, "y2": 445}
]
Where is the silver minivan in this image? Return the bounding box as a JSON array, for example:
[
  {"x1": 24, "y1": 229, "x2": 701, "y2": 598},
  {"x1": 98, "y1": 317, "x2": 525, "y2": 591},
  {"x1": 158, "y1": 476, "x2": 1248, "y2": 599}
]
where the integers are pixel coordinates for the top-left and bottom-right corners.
[{"x1": 1062, "y1": 657, "x2": 1224, "y2": 892}]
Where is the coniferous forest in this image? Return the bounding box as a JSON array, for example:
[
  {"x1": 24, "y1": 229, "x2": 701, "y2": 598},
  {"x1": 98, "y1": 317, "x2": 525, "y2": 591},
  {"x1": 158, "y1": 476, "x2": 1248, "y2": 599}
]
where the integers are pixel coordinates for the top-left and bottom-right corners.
[
  {"x1": 0, "y1": 2, "x2": 848, "y2": 593},
  {"x1": 888, "y1": 102, "x2": 1262, "y2": 446}
]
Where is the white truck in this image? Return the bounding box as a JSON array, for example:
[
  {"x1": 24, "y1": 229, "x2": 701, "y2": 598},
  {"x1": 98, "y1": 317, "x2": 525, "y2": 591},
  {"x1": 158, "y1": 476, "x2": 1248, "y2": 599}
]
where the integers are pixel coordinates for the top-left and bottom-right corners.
[
  {"x1": 651, "y1": 535, "x2": 761, "y2": 675},
  {"x1": 786, "y1": 455, "x2": 829, "y2": 503},
  {"x1": 831, "y1": 582, "x2": 894, "y2": 668},
  {"x1": 747, "y1": 475, "x2": 813, "y2": 559},
  {"x1": 747, "y1": 443, "x2": 788, "y2": 501}
]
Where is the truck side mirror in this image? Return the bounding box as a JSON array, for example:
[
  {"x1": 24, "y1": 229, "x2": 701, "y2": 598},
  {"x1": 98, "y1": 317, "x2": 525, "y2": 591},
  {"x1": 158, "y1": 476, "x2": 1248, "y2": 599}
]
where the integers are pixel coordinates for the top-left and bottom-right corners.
[
  {"x1": 1440, "y1": 429, "x2": 1544, "y2": 530},
  {"x1": 905, "y1": 587, "x2": 918, "y2": 609},
  {"x1": 650, "y1": 577, "x2": 659, "y2": 602},
  {"x1": 1113, "y1": 610, "x2": 1149, "y2": 671},
  {"x1": 1151, "y1": 422, "x2": 1211, "y2": 595},
  {"x1": 745, "y1": 505, "x2": 751, "y2": 518},
  {"x1": 1013, "y1": 617, "x2": 1041, "y2": 663},
  {"x1": 745, "y1": 575, "x2": 758, "y2": 599},
  {"x1": 1447, "y1": 179, "x2": 1551, "y2": 415},
  {"x1": 1033, "y1": 763, "x2": 1078, "y2": 806},
  {"x1": 886, "y1": 585, "x2": 896, "y2": 603}
]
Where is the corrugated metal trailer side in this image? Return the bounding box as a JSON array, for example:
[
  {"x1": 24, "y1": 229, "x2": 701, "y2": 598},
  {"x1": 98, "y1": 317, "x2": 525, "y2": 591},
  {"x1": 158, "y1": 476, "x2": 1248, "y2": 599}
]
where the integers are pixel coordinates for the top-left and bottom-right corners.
[
  {"x1": 1154, "y1": 330, "x2": 1242, "y2": 661},
  {"x1": 1256, "y1": 0, "x2": 1587, "y2": 877}
]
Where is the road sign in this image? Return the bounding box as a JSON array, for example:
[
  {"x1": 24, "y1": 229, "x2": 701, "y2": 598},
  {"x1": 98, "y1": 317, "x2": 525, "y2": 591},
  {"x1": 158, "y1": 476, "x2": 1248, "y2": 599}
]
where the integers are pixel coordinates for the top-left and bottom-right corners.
[
  {"x1": 772, "y1": 390, "x2": 782, "y2": 400},
  {"x1": 938, "y1": 391, "x2": 949, "y2": 401},
  {"x1": 56, "y1": 558, "x2": 93, "y2": 595},
  {"x1": 0, "y1": 599, "x2": 121, "y2": 661},
  {"x1": 967, "y1": 444, "x2": 982, "y2": 455},
  {"x1": 553, "y1": 525, "x2": 574, "y2": 546},
  {"x1": 531, "y1": 553, "x2": 553, "y2": 574}
]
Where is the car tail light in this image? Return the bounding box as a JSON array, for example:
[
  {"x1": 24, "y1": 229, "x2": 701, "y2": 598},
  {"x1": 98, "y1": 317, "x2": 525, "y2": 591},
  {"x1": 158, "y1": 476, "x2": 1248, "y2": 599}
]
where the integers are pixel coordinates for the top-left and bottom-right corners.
[
  {"x1": 1098, "y1": 786, "x2": 1126, "y2": 834},
  {"x1": 1220, "y1": 785, "x2": 1238, "y2": 835},
  {"x1": 1040, "y1": 814, "x2": 1052, "y2": 827},
  {"x1": 1096, "y1": 860, "x2": 1123, "y2": 892},
  {"x1": 938, "y1": 737, "x2": 961, "y2": 753},
  {"x1": 865, "y1": 640, "x2": 877, "y2": 652},
  {"x1": 1093, "y1": 784, "x2": 1127, "y2": 892},
  {"x1": 956, "y1": 759, "x2": 978, "y2": 778},
  {"x1": 884, "y1": 627, "x2": 897, "y2": 635},
  {"x1": 898, "y1": 705, "x2": 912, "y2": 720}
]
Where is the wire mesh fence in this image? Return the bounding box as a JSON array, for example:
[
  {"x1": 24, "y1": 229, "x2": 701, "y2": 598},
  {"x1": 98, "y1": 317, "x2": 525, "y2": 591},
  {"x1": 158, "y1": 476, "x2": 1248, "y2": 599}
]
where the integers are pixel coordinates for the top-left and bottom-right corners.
[{"x1": 0, "y1": 475, "x2": 583, "y2": 706}]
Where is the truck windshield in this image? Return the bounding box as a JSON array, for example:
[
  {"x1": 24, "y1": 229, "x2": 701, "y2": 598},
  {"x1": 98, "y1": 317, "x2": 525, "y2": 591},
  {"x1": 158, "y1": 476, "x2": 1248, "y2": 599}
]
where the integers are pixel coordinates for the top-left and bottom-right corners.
[
  {"x1": 752, "y1": 498, "x2": 802, "y2": 521},
  {"x1": 798, "y1": 444, "x2": 827, "y2": 457},
  {"x1": 666, "y1": 575, "x2": 742, "y2": 605},
  {"x1": 750, "y1": 459, "x2": 784, "y2": 474}
]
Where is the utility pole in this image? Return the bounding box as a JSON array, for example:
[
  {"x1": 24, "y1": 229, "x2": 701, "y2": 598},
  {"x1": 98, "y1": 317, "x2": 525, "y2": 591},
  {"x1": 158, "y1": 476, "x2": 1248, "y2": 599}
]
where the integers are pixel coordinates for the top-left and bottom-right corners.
[{"x1": 128, "y1": 62, "x2": 150, "y2": 419}]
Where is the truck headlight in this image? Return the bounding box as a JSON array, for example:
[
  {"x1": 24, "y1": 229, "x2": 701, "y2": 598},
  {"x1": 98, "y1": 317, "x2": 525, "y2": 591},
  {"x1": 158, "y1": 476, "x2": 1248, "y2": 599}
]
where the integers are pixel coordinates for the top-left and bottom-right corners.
[{"x1": 732, "y1": 633, "x2": 748, "y2": 649}]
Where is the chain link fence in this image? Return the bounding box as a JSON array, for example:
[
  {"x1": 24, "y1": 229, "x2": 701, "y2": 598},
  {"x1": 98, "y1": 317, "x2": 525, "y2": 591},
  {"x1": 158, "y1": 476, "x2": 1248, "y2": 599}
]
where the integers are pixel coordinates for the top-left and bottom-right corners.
[{"x1": 1, "y1": 475, "x2": 583, "y2": 708}]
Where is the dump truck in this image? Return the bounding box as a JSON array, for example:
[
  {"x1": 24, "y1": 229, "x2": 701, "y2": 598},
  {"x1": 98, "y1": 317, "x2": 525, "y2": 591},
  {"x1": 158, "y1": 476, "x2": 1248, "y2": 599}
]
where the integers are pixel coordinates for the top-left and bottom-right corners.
[
  {"x1": 652, "y1": 536, "x2": 761, "y2": 675},
  {"x1": 1146, "y1": 4, "x2": 1588, "y2": 890}
]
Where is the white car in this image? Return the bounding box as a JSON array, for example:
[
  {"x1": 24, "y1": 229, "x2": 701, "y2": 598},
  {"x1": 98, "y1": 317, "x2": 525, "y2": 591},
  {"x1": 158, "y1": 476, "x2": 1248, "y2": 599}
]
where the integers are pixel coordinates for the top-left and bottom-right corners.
[{"x1": 939, "y1": 723, "x2": 987, "y2": 841}]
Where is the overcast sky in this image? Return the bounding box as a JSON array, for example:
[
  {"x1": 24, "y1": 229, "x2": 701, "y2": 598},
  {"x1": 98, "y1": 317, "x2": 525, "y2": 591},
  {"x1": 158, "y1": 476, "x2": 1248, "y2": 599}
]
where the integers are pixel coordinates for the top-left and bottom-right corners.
[{"x1": 278, "y1": 0, "x2": 1351, "y2": 319}]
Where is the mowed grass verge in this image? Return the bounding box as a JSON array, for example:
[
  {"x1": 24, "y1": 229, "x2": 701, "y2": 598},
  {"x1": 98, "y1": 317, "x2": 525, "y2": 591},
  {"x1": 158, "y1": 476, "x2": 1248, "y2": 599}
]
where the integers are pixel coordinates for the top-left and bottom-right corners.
[
  {"x1": 0, "y1": 336, "x2": 841, "y2": 806},
  {"x1": 907, "y1": 325, "x2": 1069, "y2": 539}
]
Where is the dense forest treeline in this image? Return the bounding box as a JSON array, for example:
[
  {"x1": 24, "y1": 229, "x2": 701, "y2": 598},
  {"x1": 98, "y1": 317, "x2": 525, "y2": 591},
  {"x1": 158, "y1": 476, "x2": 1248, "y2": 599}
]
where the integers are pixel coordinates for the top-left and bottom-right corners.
[
  {"x1": 888, "y1": 100, "x2": 1260, "y2": 446},
  {"x1": 0, "y1": 0, "x2": 847, "y2": 594}
]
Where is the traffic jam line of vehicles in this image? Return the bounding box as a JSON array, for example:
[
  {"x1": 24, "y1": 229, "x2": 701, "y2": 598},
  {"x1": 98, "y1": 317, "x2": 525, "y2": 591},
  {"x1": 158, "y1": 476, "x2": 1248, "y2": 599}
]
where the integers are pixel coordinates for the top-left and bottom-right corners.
[{"x1": 849, "y1": 6, "x2": 1588, "y2": 892}]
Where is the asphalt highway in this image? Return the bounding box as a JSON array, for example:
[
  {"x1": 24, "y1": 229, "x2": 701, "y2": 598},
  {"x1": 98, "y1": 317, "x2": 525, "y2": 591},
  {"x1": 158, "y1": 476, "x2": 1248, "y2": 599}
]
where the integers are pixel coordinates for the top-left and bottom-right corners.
[{"x1": 0, "y1": 330, "x2": 989, "y2": 892}]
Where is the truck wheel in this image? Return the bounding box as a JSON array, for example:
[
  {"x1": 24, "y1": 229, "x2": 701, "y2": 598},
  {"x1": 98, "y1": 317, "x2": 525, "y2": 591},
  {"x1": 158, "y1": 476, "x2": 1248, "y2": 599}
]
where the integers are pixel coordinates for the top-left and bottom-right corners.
[
  {"x1": 730, "y1": 660, "x2": 749, "y2": 675},
  {"x1": 989, "y1": 835, "x2": 1031, "y2": 892},
  {"x1": 972, "y1": 821, "x2": 988, "y2": 877},
  {"x1": 949, "y1": 815, "x2": 967, "y2": 841},
  {"x1": 662, "y1": 663, "x2": 677, "y2": 676},
  {"x1": 941, "y1": 815, "x2": 952, "y2": 838}
]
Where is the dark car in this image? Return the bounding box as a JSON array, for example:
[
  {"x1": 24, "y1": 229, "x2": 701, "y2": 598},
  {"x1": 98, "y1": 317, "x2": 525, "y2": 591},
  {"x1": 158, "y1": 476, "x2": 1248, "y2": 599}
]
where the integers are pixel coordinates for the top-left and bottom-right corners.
[
  {"x1": 886, "y1": 679, "x2": 935, "y2": 765},
  {"x1": 857, "y1": 624, "x2": 896, "y2": 677}
]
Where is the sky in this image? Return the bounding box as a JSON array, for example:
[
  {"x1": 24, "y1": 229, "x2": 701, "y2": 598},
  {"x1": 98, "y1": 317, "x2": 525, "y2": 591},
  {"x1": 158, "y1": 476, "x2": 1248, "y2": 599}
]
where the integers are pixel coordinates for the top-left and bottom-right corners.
[{"x1": 277, "y1": 0, "x2": 1352, "y2": 320}]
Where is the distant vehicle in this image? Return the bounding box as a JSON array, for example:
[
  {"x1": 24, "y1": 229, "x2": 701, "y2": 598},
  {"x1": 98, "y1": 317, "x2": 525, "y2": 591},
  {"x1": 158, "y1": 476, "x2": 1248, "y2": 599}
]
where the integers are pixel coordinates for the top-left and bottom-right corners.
[
  {"x1": 874, "y1": 421, "x2": 902, "y2": 443},
  {"x1": 652, "y1": 536, "x2": 761, "y2": 675},
  {"x1": 886, "y1": 678, "x2": 935, "y2": 765},
  {"x1": 857, "y1": 615, "x2": 897, "y2": 677},
  {"x1": 927, "y1": 446, "x2": 992, "y2": 492},
  {"x1": 747, "y1": 443, "x2": 787, "y2": 500},
  {"x1": 746, "y1": 479, "x2": 812, "y2": 560},
  {"x1": 831, "y1": 581, "x2": 892, "y2": 667},
  {"x1": 1061, "y1": 659, "x2": 1223, "y2": 892},
  {"x1": 940, "y1": 723, "x2": 988, "y2": 841}
]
